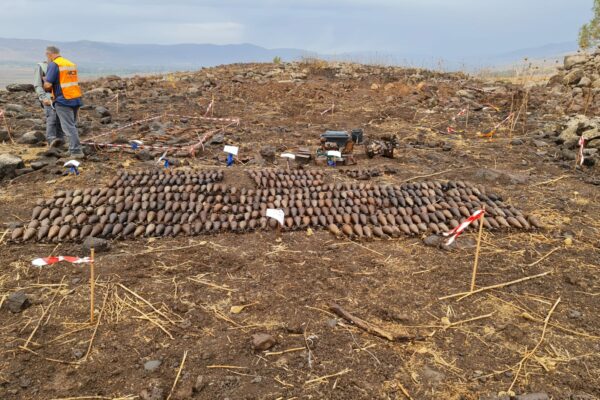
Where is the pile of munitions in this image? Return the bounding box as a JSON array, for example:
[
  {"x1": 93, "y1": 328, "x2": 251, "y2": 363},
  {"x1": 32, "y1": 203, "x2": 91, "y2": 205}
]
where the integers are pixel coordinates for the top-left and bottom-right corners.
[{"x1": 9, "y1": 168, "x2": 541, "y2": 243}]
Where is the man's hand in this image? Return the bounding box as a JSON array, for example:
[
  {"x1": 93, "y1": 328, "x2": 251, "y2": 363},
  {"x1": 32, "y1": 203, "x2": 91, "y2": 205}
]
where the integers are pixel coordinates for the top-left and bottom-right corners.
[
  {"x1": 42, "y1": 99, "x2": 52, "y2": 106},
  {"x1": 43, "y1": 82, "x2": 53, "y2": 92}
]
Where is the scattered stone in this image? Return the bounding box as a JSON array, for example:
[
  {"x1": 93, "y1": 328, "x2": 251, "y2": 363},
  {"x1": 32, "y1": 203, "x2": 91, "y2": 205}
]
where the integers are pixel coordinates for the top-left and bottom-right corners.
[
  {"x1": 19, "y1": 376, "x2": 32, "y2": 388},
  {"x1": 252, "y1": 333, "x2": 277, "y2": 351},
  {"x1": 563, "y1": 68, "x2": 584, "y2": 85},
  {"x1": 208, "y1": 133, "x2": 224, "y2": 145},
  {"x1": 143, "y1": 359, "x2": 162, "y2": 372},
  {"x1": 0, "y1": 153, "x2": 25, "y2": 180},
  {"x1": 260, "y1": 145, "x2": 276, "y2": 161},
  {"x1": 6, "y1": 83, "x2": 35, "y2": 92},
  {"x1": 100, "y1": 116, "x2": 112, "y2": 124},
  {"x1": 6, "y1": 291, "x2": 31, "y2": 313},
  {"x1": 423, "y1": 234, "x2": 443, "y2": 247},
  {"x1": 194, "y1": 375, "x2": 206, "y2": 393},
  {"x1": 72, "y1": 348, "x2": 84, "y2": 359},
  {"x1": 95, "y1": 106, "x2": 111, "y2": 117},
  {"x1": 5, "y1": 103, "x2": 25, "y2": 113},
  {"x1": 139, "y1": 386, "x2": 164, "y2": 400},
  {"x1": 514, "y1": 393, "x2": 549, "y2": 400},
  {"x1": 30, "y1": 159, "x2": 51, "y2": 170},
  {"x1": 82, "y1": 236, "x2": 111, "y2": 253},
  {"x1": 564, "y1": 54, "x2": 588, "y2": 69},
  {"x1": 421, "y1": 366, "x2": 445, "y2": 386},
  {"x1": 533, "y1": 139, "x2": 549, "y2": 147},
  {"x1": 17, "y1": 131, "x2": 45, "y2": 145},
  {"x1": 568, "y1": 309, "x2": 582, "y2": 319},
  {"x1": 135, "y1": 149, "x2": 154, "y2": 161},
  {"x1": 326, "y1": 318, "x2": 338, "y2": 328}
]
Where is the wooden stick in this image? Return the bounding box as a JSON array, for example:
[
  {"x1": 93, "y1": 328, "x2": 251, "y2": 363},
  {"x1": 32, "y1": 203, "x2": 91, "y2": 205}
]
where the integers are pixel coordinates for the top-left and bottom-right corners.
[
  {"x1": 470, "y1": 209, "x2": 485, "y2": 292},
  {"x1": 167, "y1": 350, "x2": 188, "y2": 400},
  {"x1": 329, "y1": 302, "x2": 401, "y2": 341},
  {"x1": 1, "y1": 110, "x2": 15, "y2": 144},
  {"x1": 305, "y1": 368, "x2": 351, "y2": 385},
  {"x1": 527, "y1": 247, "x2": 560, "y2": 267},
  {"x1": 207, "y1": 365, "x2": 248, "y2": 369},
  {"x1": 117, "y1": 283, "x2": 175, "y2": 324},
  {"x1": 264, "y1": 347, "x2": 305, "y2": 356},
  {"x1": 401, "y1": 168, "x2": 455, "y2": 183},
  {"x1": 22, "y1": 276, "x2": 65, "y2": 350},
  {"x1": 90, "y1": 248, "x2": 95, "y2": 323},
  {"x1": 83, "y1": 287, "x2": 110, "y2": 361},
  {"x1": 508, "y1": 297, "x2": 561, "y2": 392},
  {"x1": 439, "y1": 271, "x2": 551, "y2": 301},
  {"x1": 398, "y1": 382, "x2": 415, "y2": 400}
]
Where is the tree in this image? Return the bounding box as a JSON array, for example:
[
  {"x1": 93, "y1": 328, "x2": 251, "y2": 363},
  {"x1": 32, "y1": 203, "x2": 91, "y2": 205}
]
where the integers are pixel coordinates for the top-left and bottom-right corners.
[{"x1": 579, "y1": 0, "x2": 600, "y2": 49}]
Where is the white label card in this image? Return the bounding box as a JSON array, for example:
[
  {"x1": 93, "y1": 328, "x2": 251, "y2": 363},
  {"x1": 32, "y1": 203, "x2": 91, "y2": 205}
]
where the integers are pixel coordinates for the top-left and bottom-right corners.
[
  {"x1": 281, "y1": 153, "x2": 296, "y2": 159},
  {"x1": 266, "y1": 208, "x2": 285, "y2": 226},
  {"x1": 64, "y1": 160, "x2": 81, "y2": 167},
  {"x1": 327, "y1": 150, "x2": 342, "y2": 158},
  {"x1": 224, "y1": 145, "x2": 239, "y2": 155}
]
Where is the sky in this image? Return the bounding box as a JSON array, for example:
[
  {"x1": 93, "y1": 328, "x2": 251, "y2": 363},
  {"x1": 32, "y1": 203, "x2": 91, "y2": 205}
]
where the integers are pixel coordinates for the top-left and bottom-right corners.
[{"x1": 0, "y1": 0, "x2": 594, "y2": 58}]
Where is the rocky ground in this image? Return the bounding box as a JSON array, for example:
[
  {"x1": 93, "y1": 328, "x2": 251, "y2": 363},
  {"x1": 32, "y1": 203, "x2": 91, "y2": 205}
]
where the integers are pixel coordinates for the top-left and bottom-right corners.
[{"x1": 0, "y1": 57, "x2": 599, "y2": 400}]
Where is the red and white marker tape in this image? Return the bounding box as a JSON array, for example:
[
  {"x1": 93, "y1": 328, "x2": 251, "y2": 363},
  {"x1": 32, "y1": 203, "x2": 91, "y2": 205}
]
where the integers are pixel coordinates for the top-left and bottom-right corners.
[
  {"x1": 321, "y1": 101, "x2": 335, "y2": 115},
  {"x1": 492, "y1": 112, "x2": 514, "y2": 131},
  {"x1": 578, "y1": 136, "x2": 586, "y2": 166},
  {"x1": 452, "y1": 108, "x2": 467, "y2": 121},
  {"x1": 32, "y1": 256, "x2": 92, "y2": 267},
  {"x1": 443, "y1": 209, "x2": 485, "y2": 246},
  {"x1": 204, "y1": 99, "x2": 214, "y2": 116}
]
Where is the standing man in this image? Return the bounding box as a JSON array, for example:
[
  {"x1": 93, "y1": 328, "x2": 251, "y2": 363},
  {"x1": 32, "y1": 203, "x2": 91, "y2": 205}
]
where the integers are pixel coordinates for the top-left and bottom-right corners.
[
  {"x1": 43, "y1": 46, "x2": 85, "y2": 158},
  {"x1": 33, "y1": 60, "x2": 65, "y2": 148}
]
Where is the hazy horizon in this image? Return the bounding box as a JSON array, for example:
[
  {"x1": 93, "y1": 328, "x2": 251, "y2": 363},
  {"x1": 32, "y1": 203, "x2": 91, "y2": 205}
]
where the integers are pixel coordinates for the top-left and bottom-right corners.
[{"x1": 0, "y1": 0, "x2": 594, "y2": 59}]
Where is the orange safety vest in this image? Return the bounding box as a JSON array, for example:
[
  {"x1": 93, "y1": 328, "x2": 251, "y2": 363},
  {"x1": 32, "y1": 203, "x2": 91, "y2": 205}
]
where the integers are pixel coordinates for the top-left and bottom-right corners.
[{"x1": 52, "y1": 56, "x2": 82, "y2": 100}]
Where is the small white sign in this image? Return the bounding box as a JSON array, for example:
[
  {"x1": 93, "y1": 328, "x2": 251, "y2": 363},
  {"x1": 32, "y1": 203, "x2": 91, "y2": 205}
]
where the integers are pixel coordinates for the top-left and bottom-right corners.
[
  {"x1": 224, "y1": 145, "x2": 239, "y2": 155},
  {"x1": 266, "y1": 208, "x2": 285, "y2": 226},
  {"x1": 327, "y1": 150, "x2": 342, "y2": 158},
  {"x1": 64, "y1": 160, "x2": 80, "y2": 168},
  {"x1": 281, "y1": 153, "x2": 296, "y2": 159},
  {"x1": 157, "y1": 151, "x2": 168, "y2": 163}
]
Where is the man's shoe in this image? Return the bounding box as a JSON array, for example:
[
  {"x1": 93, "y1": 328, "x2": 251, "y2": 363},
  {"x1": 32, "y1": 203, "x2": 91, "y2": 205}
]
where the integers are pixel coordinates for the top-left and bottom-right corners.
[
  {"x1": 70, "y1": 152, "x2": 85, "y2": 159},
  {"x1": 49, "y1": 139, "x2": 64, "y2": 148}
]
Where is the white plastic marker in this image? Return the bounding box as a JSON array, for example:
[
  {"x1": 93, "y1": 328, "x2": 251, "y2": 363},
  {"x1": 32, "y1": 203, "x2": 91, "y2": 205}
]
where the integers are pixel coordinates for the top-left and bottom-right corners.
[
  {"x1": 130, "y1": 139, "x2": 143, "y2": 150},
  {"x1": 281, "y1": 152, "x2": 295, "y2": 169},
  {"x1": 327, "y1": 150, "x2": 342, "y2": 158},
  {"x1": 223, "y1": 145, "x2": 239, "y2": 155},
  {"x1": 266, "y1": 208, "x2": 285, "y2": 226},
  {"x1": 64, "y1": 160, "x2": 81, "y2": 175},
  {"x1": 64, "y1": 160, "x2": 80, "y2": 168}
]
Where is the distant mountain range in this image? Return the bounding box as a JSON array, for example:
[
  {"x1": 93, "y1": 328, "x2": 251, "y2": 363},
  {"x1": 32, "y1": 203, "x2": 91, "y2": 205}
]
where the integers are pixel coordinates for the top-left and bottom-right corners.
[{"x1": 0, "y1": 37, "x2": 579, "y2": 87}]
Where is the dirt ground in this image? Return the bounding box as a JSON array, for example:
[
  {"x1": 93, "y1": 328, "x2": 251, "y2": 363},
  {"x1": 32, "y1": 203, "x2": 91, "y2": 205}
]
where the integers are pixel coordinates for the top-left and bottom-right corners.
[{"x1": 1, "y1": 61, "x2": 599, "y2": 400}]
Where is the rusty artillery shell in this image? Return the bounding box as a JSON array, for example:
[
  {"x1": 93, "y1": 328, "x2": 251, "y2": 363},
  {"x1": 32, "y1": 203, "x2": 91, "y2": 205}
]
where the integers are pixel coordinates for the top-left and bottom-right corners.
[
  {"x1": 58, "y1": 225, "x2": 70, "y2": 240},
  {"x1": 80, "y1": 225, "x2": 92, "y2": 239},
  {"x1": 11, "y1": 227, "x2": 24, "y2": 241},
  {"x1": 24, "y1": 227, "x2": 36, "y2": 241}
]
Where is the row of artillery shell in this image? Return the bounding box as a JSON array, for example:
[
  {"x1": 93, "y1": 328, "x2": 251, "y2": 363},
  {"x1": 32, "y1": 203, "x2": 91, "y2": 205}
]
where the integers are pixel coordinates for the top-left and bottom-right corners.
[
  {"x1": 249, "y1": 169, "x2": 324, "y2": 180},
  {"x1": 11, "y1": 209, "x2": 540, "y2": 243},
  {"x1": 27, "y1": 199, "x2": 539, "y2": 229},
  {"x1": 108, "y1": 173, "x2": 223, "y2": 189}
]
